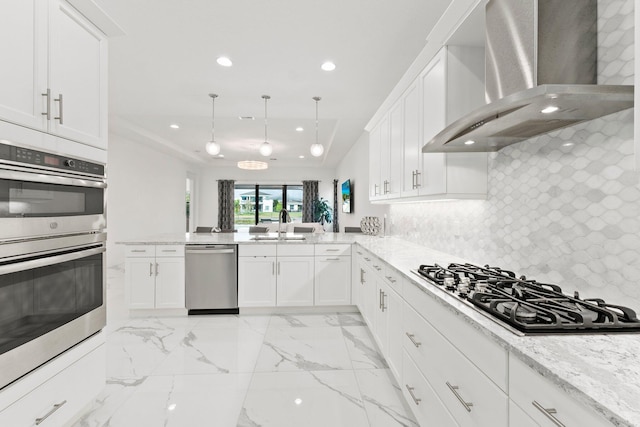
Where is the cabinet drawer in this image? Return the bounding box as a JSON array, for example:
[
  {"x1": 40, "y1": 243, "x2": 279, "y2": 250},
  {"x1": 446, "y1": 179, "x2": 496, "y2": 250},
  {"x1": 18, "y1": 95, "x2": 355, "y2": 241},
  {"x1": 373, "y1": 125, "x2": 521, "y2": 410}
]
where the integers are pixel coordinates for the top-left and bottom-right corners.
[
  {"x1": 278, "y1": 244, "x2": 314, "y2": 257},
  {"x1": 509, "y1": 356, "x2": 611, "y2": 427},
  {"x1": 315, "y1": 244, "x2": 351, "y2": 256},
  {"x1": 239, "y1": 244, "x2": 277, "y2": 257},
  {"x1": 125, "y1": 245, "x2": 155, "y2": 257},
  {"x1": 402, "y1": 351, "x2": 458, "y2": 427},
  {"x1": 155, "y1": 245, "x2": 185, "y2": 257},
  {"x1": 0, "y1": 344, "x2": 105, "y2": 426},
  {"x1": 404, "y1": 280, "x2": 508, "y2": 391}
]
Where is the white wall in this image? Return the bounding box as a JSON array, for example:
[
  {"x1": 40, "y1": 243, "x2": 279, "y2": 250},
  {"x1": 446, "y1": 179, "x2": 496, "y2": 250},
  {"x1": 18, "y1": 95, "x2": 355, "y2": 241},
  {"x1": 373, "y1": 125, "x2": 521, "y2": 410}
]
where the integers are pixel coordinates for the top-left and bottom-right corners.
[
  {"x1": 335, "y1": 132, "x2": 389, "y2": 230},
  {"x1": 197, "y1": 166, "x2": 336, "y2": 227},
  {"x1": 107, "y1": 134, "x2": 200, "y2": 267}
]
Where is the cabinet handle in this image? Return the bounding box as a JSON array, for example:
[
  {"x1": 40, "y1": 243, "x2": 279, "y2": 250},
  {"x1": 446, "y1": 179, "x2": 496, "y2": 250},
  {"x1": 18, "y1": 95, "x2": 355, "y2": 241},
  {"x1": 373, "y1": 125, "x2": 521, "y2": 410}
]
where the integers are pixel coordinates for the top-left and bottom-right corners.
[
  {"x1": 385, "y1": 275, "x2": 396, "y2": 283},
  {"x1": 381, "y1": 292, "x2": 387, "y2": 312},
  {"x1": 532, "y1": 401, "x2": 565, "y2": 427},
  {"x1": 364, "y1": 257, "x2": 371, "y2": 261},
  {"x1": 35, "y1": 400, "x2": 67, "y2": 425},
  {"x1": 155, "y1": 263, "x2": 159, "y2": 276},
  {"x1": 374, "y1": 184, "x2": 379, "y2": 196},
  {"x1": 406, "y1": 332, "x2": 422, "y2": 347},
  {"x1": 411, "y1": 170, "x2": 416, "y2": 189},
  {"x1": 326, "y1": 257, "x2": 340, "y2": 261},
  {"x1": 160, "y1": 249, "x2": 177, "y2": 253},
  {"x1": 272, "y1": 261, "x2": 275, "y2": 275},
  {"x1": 446, "y1": 382, "x2": 473, "y2": 412},
  {"x1": 415, "y1": 170, "x2": 421, "y2": 188},
  {"x1": 379, "y1": 289, "x2": 383, "y2": 309},
  {"x1": 149, "y1": 263, "x2": 153, "y2": 276},
  {"x1": 405, "y1": 385, "x2": 421, "y2": 405},
  {"x1": 41, "y1": 89, "x2": 51, "y2": 120},
  {"x1": 325, "y1": 249, "x2": 341, "y2": 252},
  {"x1": 277, "y1": 261, "x2": 280, "y2": 275},
  {"x1": 54, "y1": 93, "x2": 64, "y2": 124},
  {"x1": 360, "y1": 268, "x2": 364, "y2": 284},
  {"x1": 373, "y1": 265, "x2": 381, "y2": 271},
  {"x1": 131, "y1": 249, "x2": 146, "y2": 253}
]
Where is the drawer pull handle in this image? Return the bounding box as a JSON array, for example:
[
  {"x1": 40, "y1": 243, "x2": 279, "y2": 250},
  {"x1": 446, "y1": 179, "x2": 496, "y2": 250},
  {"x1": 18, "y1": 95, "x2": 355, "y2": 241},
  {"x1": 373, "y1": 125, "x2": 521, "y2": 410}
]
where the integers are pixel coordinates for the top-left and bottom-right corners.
[
  {"x1": 405, "y1": 385, "x2": 421, "y2": 405},
  {"x1": 54, "y1": 93, "x2": 64, "y2": 124},
  {"x1": 360, "y1": 268, "x2": 365, "y2": 284},
  {"x1": 379, "y1": 289, "x2": 383, "y2": 309},
  {"x1": 155, "y1": 263, "x2": 159, "y2": 276},
  {"x1": 325, "y1": 249, "x2": 341, "y2": 252},
  {"x1": 532, "y1": 401, "x2": 565, "y2": 427},
  {"x1": 446, "y1": 382, "x2": 473, "y2": 412},
  {"x1": 406, "y1": 332, "x2": 421, "y2": 347},
  {"x1": 42, "y1": 89, "x2": 51, "y2": 120},
  {"x1": 364, "y1": 257, "x2": 371, "y2": 261},
  {"x1": 131, "y1": 249, "x2": 146, "y2": 253},
  {"x1": 35, "y1": 400, "x2": 67, "y2": 425},
  {"x1": 385, "y1": 276, "x2": 396, "y2": 283},
  {"x1": 161, "y1": 249, "x2": 177, "y2": 253},
  {"x1": 149, "y1": 263, "x2": 153, "y2": 276}
]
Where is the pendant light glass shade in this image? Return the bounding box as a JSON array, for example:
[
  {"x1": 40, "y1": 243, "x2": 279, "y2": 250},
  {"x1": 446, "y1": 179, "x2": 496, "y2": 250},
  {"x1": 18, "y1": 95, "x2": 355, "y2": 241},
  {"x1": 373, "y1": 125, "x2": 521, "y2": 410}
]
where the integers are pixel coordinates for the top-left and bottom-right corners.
[
  {"x1": 259, "y1": 95, "x2": 273, "y2": 157},
  {"x1": 206, "y1": 94, "x2": 221, "y2": 156},
  {"x1": 310, "y1": 96, "x2": 324, "y2": 157}
]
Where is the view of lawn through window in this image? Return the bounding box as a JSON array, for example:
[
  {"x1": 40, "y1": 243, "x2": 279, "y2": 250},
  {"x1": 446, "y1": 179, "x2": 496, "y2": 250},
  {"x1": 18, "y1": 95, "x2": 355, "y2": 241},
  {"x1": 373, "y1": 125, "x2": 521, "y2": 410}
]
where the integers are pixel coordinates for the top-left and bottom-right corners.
[{"x1": 234, "y1": 184, "x2": 303, "y2": 229}]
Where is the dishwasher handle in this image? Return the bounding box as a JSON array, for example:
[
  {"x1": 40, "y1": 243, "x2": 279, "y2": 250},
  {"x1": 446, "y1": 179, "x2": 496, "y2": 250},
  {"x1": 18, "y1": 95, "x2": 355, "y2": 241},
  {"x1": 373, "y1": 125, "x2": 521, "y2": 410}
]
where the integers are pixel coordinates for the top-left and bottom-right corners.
[{"x1": 186, "y1": 248, "x2": 235, "y2": 254}]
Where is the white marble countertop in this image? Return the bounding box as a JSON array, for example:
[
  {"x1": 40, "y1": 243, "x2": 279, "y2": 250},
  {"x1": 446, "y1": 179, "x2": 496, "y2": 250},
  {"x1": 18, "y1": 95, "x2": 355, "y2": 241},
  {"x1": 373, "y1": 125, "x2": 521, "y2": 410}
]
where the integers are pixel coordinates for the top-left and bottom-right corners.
[
  {"x1": 118, "y1": 233, "x2": 640, "y2": 426},
  {"x1": 117, "y1": 231, "x2": 368, "y2": 245}
]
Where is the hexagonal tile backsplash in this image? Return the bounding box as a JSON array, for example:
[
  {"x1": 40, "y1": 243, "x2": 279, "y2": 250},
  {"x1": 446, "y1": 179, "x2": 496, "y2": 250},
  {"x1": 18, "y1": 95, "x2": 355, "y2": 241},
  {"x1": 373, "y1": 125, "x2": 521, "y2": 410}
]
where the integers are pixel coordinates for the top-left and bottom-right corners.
[{"x1": 390, "y1": 0, "x2": 639, "y2": 308}]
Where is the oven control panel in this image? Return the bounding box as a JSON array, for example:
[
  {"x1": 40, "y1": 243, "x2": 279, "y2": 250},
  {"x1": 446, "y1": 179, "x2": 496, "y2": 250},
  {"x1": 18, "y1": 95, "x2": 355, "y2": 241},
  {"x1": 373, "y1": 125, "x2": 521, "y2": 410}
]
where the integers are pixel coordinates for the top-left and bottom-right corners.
[{"x1": 0, "y1": 142, "x2": 105, "y2": 176}]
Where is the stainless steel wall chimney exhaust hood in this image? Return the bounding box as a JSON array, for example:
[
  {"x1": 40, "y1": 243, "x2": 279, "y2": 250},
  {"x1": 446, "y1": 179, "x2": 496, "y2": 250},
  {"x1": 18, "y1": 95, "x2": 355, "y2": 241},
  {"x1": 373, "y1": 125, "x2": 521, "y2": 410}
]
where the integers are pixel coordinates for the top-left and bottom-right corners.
[{"x1": 423, "y1": 0, "x2": 634, "y2": 153}]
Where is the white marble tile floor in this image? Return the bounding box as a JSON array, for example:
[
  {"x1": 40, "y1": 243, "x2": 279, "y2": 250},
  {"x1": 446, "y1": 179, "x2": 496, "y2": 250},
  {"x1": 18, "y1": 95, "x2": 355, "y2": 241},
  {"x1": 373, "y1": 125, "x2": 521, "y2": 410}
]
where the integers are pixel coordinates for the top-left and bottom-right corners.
[{"x1": 72, "y1": 268, "x2": 417, "y2": 426}]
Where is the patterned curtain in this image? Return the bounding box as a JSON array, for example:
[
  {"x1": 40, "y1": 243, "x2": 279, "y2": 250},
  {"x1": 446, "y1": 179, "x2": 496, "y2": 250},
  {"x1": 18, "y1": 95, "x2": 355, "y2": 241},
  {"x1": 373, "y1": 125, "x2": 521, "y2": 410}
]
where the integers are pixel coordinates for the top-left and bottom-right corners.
[
  {"x1": 333, "y1": 179, "x2": 339, "y2": 232},
  {"x1": 302, "y1": 180, "x2": 318, "y2": 222},
  {"x1": 218, "y1": 180, "x2": 235, "y2": 231}
]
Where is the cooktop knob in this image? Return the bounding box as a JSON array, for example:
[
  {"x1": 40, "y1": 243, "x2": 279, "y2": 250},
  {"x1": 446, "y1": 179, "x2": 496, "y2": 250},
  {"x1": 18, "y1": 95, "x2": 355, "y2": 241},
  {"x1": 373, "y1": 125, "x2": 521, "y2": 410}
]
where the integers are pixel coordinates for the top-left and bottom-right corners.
[{"x1": 65, "y1": 159, "x2": 75, "y2": 168}]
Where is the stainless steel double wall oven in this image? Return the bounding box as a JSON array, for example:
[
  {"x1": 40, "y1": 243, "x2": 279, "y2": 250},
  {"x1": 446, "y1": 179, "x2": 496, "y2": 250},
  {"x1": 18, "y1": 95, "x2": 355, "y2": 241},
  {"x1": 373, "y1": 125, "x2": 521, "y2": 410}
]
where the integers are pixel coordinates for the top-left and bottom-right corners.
[{"x1": 0, "y1": 141, "x2": 107, "y2": 389}]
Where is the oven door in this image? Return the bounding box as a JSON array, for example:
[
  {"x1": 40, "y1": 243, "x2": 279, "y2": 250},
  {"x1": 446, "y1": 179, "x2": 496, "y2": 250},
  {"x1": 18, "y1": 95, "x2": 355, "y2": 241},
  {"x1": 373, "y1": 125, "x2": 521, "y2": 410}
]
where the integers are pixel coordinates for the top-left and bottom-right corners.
[
  {"x1": 0, "y1": 234, "x2": 106, "y2": 390},
  {"x1": 0, "y1": 165, "x2": 106, "y2": 241}
]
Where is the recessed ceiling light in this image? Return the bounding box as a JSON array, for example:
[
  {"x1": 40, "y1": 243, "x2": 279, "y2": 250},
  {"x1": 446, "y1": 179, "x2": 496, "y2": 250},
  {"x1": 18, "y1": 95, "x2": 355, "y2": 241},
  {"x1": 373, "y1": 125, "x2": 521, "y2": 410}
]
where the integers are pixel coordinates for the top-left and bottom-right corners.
[
  {"x1": 296, "y1": 127, "x2": 304, "y2": 132},
  {"x1": 321, "y1": 61, "x2": 336, "y2": 71},
  {"x1": 464, "y1": 140, "x2": 476, "y2": 145},
  {"x1": 219, "y1": 154, "x2": 225, "y2": 158},
  {"x1": 217, "y1": 56, "x2": 232, "y2": 67},
  {"x1": 170, "y1": 124, "x2": 180, "y2": 129},
  {"x1": 541, "y1": 106, "x2": 559, "y2": 114},
  {"x1": 299, "y1": 155, "x2": 305, "y2": 159}
]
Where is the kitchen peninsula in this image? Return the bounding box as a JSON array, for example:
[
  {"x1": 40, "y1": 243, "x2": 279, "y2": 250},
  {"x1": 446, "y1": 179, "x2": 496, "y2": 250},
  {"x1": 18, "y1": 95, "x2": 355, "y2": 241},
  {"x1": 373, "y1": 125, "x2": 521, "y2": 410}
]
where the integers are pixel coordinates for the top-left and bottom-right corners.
[{"x1": 120, "y1": 234, "x2": 640, "y2": 427}]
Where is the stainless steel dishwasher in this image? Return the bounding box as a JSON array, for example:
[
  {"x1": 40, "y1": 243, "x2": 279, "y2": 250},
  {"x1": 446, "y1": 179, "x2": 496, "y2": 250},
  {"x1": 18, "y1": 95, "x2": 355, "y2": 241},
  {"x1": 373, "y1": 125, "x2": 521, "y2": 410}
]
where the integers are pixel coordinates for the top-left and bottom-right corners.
[{"x1": 185, "y1": 244, "x2": 238, "y2": 314}]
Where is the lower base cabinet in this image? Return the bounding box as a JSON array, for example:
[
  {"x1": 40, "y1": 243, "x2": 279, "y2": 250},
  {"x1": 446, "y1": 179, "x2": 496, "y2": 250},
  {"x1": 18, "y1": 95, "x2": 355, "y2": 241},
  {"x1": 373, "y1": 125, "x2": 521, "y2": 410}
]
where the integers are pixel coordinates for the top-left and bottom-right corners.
[
  {"x1": 403, "y1": 351, "x2": 459, "y2": 427},
  {"x1": 0, "y1": 334, "x2": 105, "y2": 426},
  {"x1": 315, "y1": 256, "x2": 351, "y2": 305}
]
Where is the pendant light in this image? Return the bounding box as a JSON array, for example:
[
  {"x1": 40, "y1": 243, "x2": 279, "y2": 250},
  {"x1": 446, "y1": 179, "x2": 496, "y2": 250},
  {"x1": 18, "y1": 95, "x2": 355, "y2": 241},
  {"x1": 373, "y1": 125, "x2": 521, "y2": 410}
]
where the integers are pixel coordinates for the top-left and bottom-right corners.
[
  {"x1": 310, "y1": 96, "x2": 324, "y2": 157},
  {"x1": 205, "y1": 93, "x2": 221, "y2": 156},
  {"x1": 259, "y1": 95, "x2": 273, "y2": 157}
]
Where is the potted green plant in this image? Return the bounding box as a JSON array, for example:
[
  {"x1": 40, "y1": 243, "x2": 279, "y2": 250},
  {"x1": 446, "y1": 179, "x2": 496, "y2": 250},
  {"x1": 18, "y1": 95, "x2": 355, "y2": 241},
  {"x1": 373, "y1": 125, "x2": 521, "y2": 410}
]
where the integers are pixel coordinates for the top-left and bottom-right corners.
[{"x1": 312, "y1": 198, "x2": 333, "y2": 227}]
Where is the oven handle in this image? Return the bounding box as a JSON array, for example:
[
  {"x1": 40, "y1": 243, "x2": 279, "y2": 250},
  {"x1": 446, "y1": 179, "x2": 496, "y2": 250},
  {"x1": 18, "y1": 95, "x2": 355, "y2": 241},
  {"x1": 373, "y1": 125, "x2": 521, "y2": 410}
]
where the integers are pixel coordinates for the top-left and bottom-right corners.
[
  {"x1": 0, "y1": 167, "x2": 107, "y2": 189},
  {"x1": 0, "y1": 245, "x2": 105, "y2": 276}
]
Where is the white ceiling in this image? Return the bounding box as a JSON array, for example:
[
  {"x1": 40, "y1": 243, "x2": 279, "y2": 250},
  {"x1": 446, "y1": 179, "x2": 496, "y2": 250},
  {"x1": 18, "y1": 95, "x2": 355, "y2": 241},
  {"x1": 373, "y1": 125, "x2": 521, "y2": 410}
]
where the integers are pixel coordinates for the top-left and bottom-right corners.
[{"x1": 95, "y1": 0, "x2": 452, "y2": 168}]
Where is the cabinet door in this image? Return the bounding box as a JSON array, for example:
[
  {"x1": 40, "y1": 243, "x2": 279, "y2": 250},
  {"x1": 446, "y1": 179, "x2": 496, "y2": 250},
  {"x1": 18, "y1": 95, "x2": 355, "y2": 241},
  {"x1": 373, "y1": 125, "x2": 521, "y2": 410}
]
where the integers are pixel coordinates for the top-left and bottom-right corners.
[
  {"x1": 386, "y1": 285, "x2": 403, "y2": 382},
  {"x1": 419, "y1": 49, "x2": 447, "y2": 196},
  {"x1": 379, "y1": 116, "x2": 391, "y2": 198},
  {"x1": 0, "y1": 0, "x2": 48, "y2": 131},
  {"x1": 388, "y1": 99, "x2": 403, "y2": 198},
  {"x1": 277, "y1": 256, "x2": 314, "y2": 306},
  {"x1": 401, "y1": 82, "x2": 421, "y2": 197},
  {"x1": 125, "y1": 257, "x2": 156, "y2": 309},
  {"x1": 48, "y1": 0, "x2": 107, "y2": 149},
  {"x1": 155, "y1": 257, "x2": 185, "y2": 309},
  {"x1": 314, "y1": 256, "x2": 351, "y2": 305},
  {"x1": 362, "y1": 264, "x2": 377, "y2": 326},
  {"x1": 238, "y1": 257, "x2": 277, "y2": 307},
  {"x1": 369, "y1": 125, "x2": 382, "y2": 199},
  {"x1": 374, "y1": 281, "x2": 388, "y2": 355}
]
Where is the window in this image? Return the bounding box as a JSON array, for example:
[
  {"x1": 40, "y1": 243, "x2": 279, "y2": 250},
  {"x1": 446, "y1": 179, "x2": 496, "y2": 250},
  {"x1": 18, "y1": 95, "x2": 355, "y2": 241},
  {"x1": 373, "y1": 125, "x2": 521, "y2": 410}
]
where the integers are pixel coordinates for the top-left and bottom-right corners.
[{"x1": 234, "y1": 184, "x2": 303, "y2": 230}]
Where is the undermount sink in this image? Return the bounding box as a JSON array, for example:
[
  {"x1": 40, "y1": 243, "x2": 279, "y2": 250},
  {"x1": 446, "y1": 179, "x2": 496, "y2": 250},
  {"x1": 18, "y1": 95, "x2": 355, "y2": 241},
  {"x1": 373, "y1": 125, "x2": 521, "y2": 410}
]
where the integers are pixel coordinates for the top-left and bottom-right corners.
[{"x1": 250, "y1": 235, "x2": 306, "y2": 241}]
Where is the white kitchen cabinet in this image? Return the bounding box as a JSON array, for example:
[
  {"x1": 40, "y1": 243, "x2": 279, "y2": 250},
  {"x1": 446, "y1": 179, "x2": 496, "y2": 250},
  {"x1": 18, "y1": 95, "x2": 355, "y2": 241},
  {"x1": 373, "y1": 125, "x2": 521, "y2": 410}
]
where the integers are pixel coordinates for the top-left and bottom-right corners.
[
  {"x1": 125, "y1": 245, "x2": 185, "y2": 309},
  {"x1": 314, "y1": 244, "x2": 351, "y2": 306},
  {"x1": 508, "y1": 400, "x2": 539, "y2": 427},
  {"x1": 0, "y1": 333, "x2": 104, "y2": 427},
  {"x1": 401, "y1": 81, "x2": 422, "y2": 197},
  {"x1": 418, "y1": 46, "x2": 487, "y2": 199},
  {"x1": 387, "y1": 99, "x2": 403, "y2": 197},
  {"x1": 276, "y1": 244, "x2": 315, "y2": 306},
  {"x1": 402, "y1": 351, "x2": 459, "y2": 427},
  {"x1": 0, "y1": 0, "x2": 107, "y2": 150},
  {"x1": 368, "y1": 118, "x2": 386, "y2": 200},
  {"x1": 509, "y1": 355, "x2": 611, "y2": 427}
]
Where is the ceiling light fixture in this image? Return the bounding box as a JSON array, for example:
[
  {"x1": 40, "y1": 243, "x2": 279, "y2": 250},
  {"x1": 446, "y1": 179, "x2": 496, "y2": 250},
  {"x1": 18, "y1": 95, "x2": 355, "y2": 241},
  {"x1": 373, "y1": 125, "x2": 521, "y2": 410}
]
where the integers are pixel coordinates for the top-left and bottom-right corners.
[
  {"x1": 310, "y1": 96, "x2": 324, "y2": 157},
  {"x1": 237, "y1": 160, "x2": 268, "y2": 170},
  {"x1": 464, "y1": 140, "x2": 476, "y2": 145},
  {"x1": 205, "y1": 94, "x2": 221, "y2": 156},
  {"x1": 299, "y1": 155, "x2": 305, "y2": 159},
  {"x1": 170, "y1": 124, "x2": 180, "y2": 129},
  {"x1": 321, "y1": 61, "x2": 336, "y2": 71},
  {"x1": 217, "y1": 56, "x2": 232, "y2": 67},
  {"x1": 296, "y1": 127, "x2": 304, "y2": 132},
  {"x1": 541, "y1": 106, "x2": 559, "y2": 114},
  {"x1": 259, "y1": 95, "x2": 273, "y2": 157}
]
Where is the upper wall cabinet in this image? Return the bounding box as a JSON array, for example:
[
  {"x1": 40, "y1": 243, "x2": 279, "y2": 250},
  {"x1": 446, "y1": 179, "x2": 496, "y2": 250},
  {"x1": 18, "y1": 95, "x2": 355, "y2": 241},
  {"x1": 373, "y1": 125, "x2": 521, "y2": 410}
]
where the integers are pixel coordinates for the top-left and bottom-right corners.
[
  {"x1": 0, "y1": 0, "x2": 108, "y2": 150},
  {"x1": 369, "y1": 45, "x2": 488, "y2": 203}
]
